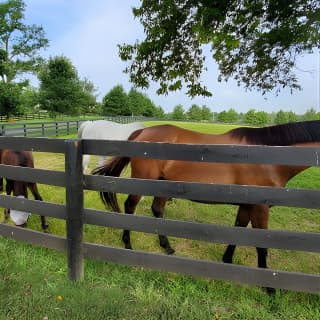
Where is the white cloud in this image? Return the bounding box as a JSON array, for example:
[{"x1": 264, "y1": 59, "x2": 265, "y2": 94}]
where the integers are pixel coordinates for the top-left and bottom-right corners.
[{"x1": 49, "y1": 1, "x2": 143, "y2": 98}]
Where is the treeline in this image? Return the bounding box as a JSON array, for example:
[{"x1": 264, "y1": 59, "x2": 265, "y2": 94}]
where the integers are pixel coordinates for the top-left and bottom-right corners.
[
  {"x1": 146, "y1": 104, "x2": 319, "y2": 125},
  {"x1": 211, "y1": 108, "x2": 320, "y2": 125},
  {"x1": 99, "y1": 86, "x2": 320, "y2": 125}
]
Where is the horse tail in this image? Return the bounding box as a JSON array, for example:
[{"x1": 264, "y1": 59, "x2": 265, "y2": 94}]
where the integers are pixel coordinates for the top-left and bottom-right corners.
[
  {"x1": 92, "y1": 126, "x2": 146, "y2": 212},
  {"x1": 92, "y1": 156, "x2": 131, "y2": 212}
]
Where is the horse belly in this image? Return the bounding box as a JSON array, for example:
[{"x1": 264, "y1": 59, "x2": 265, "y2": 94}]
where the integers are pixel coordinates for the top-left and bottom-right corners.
[
  {"x1": 163, "y1": 161, "x2": 279, "y2": 186},
  {"x1": 163, "y1": 161, "x2": 238, "y2": 184}
]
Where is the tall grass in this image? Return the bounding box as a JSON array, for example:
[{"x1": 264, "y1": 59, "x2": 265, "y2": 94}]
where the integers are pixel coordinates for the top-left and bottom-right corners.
[{"x1": 0, "y1": 121, "x2": 319, "y2": 319}]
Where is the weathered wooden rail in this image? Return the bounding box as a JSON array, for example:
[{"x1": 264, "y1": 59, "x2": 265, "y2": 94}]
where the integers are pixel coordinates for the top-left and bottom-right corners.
[
  {"x1": 0, "y1": 116, "x2": 146, "y2": 137},
  {"x1": 0, "y1": 136, "x2": 319, "y2": 293}
]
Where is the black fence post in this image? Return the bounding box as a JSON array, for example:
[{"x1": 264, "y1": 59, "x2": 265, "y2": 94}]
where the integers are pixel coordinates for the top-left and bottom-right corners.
[{"x1": 65, "y1": 139, "x2": 84, "y2": 281}]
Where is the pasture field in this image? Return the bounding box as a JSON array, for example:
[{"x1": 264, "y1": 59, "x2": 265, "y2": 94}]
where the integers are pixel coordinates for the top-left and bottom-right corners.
[{"x1": 0, "y1": 121, "x2": 319, "y2": 319}]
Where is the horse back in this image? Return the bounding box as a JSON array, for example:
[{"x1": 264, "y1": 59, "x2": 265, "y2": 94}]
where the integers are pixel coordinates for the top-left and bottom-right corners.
[{"x1": 128, "y1": 124, "x2": 236, "y2": 144}]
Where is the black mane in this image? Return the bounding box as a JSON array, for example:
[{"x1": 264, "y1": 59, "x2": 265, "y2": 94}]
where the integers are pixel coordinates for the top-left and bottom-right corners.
[{"x1": 230, "y1": 120, "x2": 320, "y2": 146}]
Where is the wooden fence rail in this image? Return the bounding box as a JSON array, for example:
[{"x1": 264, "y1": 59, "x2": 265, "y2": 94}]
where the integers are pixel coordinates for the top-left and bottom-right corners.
[
  {"x1": 0, "y1": 137, "x2": 319, "y2": 293},
  {"x1": 0, "y1": 116, "x2": 146, "y2": 137}
]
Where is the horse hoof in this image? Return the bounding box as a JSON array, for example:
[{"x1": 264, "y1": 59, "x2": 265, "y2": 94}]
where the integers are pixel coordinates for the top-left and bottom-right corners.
[
  {"x1": 43, "y1": 226, "x2": 49, "y2": 233},
  {"x1": 264, "y1": 287, "x2": 276, "y2": 296},
  {"x1": 222, "y1": 256, "x2": 233, "y2": 264},
  {"x1": 166, "y1": 247, "x2": 175, "y2": 255}
]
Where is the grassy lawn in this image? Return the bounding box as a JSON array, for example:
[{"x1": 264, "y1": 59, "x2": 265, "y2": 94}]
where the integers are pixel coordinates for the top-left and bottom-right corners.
[{"x1": 0, "y1": 121, "x2": 319, "y2": 319}]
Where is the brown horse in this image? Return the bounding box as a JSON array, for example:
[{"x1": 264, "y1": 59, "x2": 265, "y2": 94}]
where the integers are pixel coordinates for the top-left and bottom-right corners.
[
  {"x1": 0, "y1": 150, "x2": 48, "y2": 232},
  {"x1": 93, "y1": 120, "x2": 320, "y2": 293}
]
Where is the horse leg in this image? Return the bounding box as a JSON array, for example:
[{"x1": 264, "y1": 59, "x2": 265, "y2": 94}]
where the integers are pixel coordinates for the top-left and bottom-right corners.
[
  {"x1": 3, "y1": 179, "x2": 13, "y2": 222},
  {"x1": 122, "y1": 194, "x2": 142, "y2": 249},
  {"x1": 82, "y1": 154, "x2": 90, "y2": 174},
  {"x1": 151, "y1": 197, "x2": 174, "y2": 255},
  {"x1": 250, "y1": 204, "x2": 275, "y2": 295},
  {"x1": 222, "y1": 204, "x2": 250, "y2": 263},
  {"x1": 28, "y1": 182, "x2": 48, "y2": 232},
  {"x1": 98, "y1": 156, "x2": 105, "y2": 167}
]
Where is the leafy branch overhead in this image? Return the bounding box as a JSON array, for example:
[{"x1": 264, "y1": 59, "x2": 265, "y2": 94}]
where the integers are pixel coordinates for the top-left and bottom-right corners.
[
  {"x1": 0, "y1": 0, "x2": 49, "y2": 83},
  {"x1": 118, "y1": 0, "x2": 320, "y2": 97}
]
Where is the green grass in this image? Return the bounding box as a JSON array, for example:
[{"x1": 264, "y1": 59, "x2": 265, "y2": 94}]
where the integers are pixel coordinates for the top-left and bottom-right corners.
[
  {"x1": 0, "y1": 238, "x2": 319, "y2": 320},
  {"x1": 0, "y1": 121, "x2": 319, "y2": 319}
]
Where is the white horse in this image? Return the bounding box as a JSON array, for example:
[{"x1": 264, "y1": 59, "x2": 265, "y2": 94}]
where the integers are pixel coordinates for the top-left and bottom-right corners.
[{"x1": 78, "y1": 120, "x2": 145, "y2": 173}]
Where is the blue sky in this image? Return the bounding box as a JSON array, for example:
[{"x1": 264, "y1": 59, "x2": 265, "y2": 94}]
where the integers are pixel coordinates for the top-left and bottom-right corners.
[{"x1": 24, "y1": 0, "x2": 319, "y2": 114}]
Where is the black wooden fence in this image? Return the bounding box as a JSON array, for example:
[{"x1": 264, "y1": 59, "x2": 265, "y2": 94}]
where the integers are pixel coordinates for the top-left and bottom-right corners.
[
  {"x1": 0, "y1": 136, "x2": 319, "y2": 293},
  {"x1": 0, "y1": 112, "x2": 48, "y2": 122},
  {"x1": 0, "y1": 116, "x2": 146, "y2": 137}
]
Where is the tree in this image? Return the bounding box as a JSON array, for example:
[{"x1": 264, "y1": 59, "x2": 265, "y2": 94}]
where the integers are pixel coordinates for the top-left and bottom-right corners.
[
  {"x1": 38, "y1": 56, "x2": 87, "y2": 116},
  {"x1": 127, "y1": 88, "x2": 146, "y2": 115},
  {"x1": 302, "y1": 108, "x2": 320, "y2": 121},
  {"x1": 154, "y1": 105, "x2": 165, "y2": 118},
  {"x1": 274, "y1": 110, "x2": 289, "y2": 124},
  {"x1": 0, "y1": 81, "x2": 22, "y2": 116},
  {"x1": 171, "y1": 104, "x2": 185, "y2": 120},
  {"x1": 201, "y1": 105, "x2": 213, "y2": 121},
  {"x1": 127, "y1": 87, "x2": 155, "y2": 116},
  {"x1": 244, "y1": 109, "x2": 257, "y2": 124},
  {"x1": 18, "y1": 85, "x2": 39, "y2": 113},
  {"x1": 0, "y1": 0, "x2": 48, "y2": 117},
  {"x1": 142, "y1": 99, "x2": 159, "y2": 117},
  {"x1": 187, "y1": 104, "x2": 202, "y2": 121},
  {"x1": 287, "y1": 111, "x2": 298, "y2": 123},
  {"x1": 0, "y1": 0, "x2": 48, "y2": 83},
  {"x1": 79, "y1": 78, "x2": 98, "y2": 114},
  {"x1": 102, "y1": 85, "x2": 130, "y2": 116},
  {"x1": 244, "y1": 109, "x2": 269, "y2": 125},
  {"x1": 255, "y1": 111, "x2": 269, "y2": 125},
  {"x1": 119, "y1": 1, "x2": 320, "y2": 97},
  {"x1": 217, "y1": 108, "x2": 238, "y2": 123}
]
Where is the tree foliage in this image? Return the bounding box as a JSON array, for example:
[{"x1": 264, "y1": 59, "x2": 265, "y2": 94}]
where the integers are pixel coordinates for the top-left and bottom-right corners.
[
  {"x1": 18, "y1": 85, "x2": 39, "y2": 113},
  {"x1": 102, "y1": 85, "x2": 130, "y2": 116},
  {"x1": 102, "y1": 85, "x2": 165, "y2": 117},
  {"x1": 201, "y1": 105, "x2": 213, "y2": 121},
  {"x1": 244, "y1": 109, "x2": 270, "y2": 125},
  {"x1": 302, "y1": 108, "x2": 320, "y2": 121},
  {"x1": 216, "y1": 108, "x2": 239, "y2": 123},
  {"x1": 38, "y1": 56, "x2": 93, "y2": 116},
  {"x1": 171, "y1": 104, "x2": 185, "y2": 120},
  {"x1": 187, "y1": 104, "x2": 202, "y2": 121},
  {"x1": 0, "y1": 0, "x2": 48, "y2": 117},
  {"x1": 119, "y1": 0, "x2": 320, "y2": 97},
  {"x1": 0, "y1": 0, "x2": 48, "y2": 83},
  {"x1": 0, "y1": 81, "x2": 22, "y2": 116},
  {"x1": 128, "y1": 87, "x2": 160, "y2": 116}
]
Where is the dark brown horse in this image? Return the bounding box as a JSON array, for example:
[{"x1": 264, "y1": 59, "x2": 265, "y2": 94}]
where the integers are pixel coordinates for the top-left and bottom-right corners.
[
  {"x1": 0, "y1": 150, "x2": 48, "y2": 231},
  {"x1": 93, "y1": 120, "x2": 320, "y2": 293}
]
